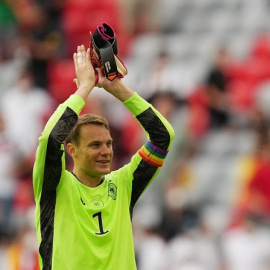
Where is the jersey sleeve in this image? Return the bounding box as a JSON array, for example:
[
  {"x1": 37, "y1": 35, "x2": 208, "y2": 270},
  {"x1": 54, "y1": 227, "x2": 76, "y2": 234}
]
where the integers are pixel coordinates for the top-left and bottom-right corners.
[
  {"x1": 33, "y1": 94, "x2": 85, "y2": 267},
  {"x1": 122, "y1": 92, "x2": 175, "y2": 209},
  {"x1": 33, "y1": 94, "x2": 85, "y2": 202}
]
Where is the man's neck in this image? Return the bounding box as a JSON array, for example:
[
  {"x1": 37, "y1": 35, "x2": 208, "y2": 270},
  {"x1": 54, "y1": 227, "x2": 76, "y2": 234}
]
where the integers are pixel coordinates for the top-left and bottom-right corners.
[{"x1": 72, "y1": 170, "x2": 104, "y2": 188}]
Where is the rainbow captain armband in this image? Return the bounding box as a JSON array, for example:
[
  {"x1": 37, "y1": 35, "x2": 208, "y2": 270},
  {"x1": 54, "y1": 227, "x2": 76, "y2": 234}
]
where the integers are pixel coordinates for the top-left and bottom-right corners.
[{"x1": 138, "y1": 141, "x2": 168, "y2": 167}]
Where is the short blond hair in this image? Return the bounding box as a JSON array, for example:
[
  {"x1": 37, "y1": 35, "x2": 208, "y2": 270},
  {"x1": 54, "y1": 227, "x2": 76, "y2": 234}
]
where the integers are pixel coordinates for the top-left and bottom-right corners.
[{"x1": 65, "y1": 114, "x2": 109, "y2": 146}]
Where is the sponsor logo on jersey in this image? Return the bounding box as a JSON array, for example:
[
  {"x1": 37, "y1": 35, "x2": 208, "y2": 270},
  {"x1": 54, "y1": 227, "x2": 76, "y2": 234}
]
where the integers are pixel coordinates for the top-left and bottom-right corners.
[
  {"x1": 80, "y1": 197, "x2": 86, "y2": 205},
  {"x1": 108, "y1": 182, "x2": 117, "y2": 200}
]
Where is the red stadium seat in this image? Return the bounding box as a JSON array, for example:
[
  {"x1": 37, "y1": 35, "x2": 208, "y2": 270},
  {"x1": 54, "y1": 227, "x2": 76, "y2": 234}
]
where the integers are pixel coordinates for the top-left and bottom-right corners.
[
  {"x1": 61, "y1": 0, "x2": 121, "y2": 55},
  {"x1": 187, "y1": 85, "x2": 209, "y2": 137},
  {"x1": 48, "y1": 59, "x2": 76, "y2": 104},
  {"x1": 227, "y1": 80, "x2": 257, "y2": 114},
  {"x1": 228, "y1": 58, "x2": 270, "y2": 83},
  {"x1": 250, "y1": 34, "x2": 270, "y2": 60}
]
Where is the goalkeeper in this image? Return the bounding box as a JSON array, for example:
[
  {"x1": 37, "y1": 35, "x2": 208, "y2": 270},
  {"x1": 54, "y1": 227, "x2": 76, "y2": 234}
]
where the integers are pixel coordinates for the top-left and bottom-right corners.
[{"x1": 33, "y1": 44, "x2": 174, "y2": 270}]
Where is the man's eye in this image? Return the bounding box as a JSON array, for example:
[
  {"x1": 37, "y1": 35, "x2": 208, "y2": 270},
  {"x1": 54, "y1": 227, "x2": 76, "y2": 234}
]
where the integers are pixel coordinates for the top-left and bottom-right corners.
[{"x1": 91, "y1": 143, "x2": 100, "y2": 147}]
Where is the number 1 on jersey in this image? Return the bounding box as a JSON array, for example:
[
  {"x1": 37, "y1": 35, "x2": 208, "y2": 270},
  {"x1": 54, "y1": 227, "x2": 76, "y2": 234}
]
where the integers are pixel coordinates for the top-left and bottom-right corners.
[{"x1": 92, "y1": 211, "x2": 109, "y2": 235}]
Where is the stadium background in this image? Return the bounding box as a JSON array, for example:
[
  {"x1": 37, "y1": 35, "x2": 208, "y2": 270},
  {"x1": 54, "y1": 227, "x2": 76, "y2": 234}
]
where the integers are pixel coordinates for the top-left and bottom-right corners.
[{"x1": 1, "y1": 0, "x2": 270, "y2": 269}]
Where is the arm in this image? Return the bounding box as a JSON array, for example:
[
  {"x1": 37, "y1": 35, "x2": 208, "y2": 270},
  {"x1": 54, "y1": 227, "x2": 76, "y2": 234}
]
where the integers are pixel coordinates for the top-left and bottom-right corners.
[
  {"x1": 96, "y1": 68, "x2": 134, "y2": 102},
  {"x1": 97, "y1": 67, "x2": 174, "y2": 153},
  {"x1": 97, "y1": 70, "x2": 175, "y2": 209},
  {"x1": 33, "y1": 45, "x2": 95, "y2": 264},
  {"x1": 33, "y1": 45, "x2": 95, "y2": 200},
  {"x1": 125, "y1": 92, "x2": 175, "y2": 211},
  {"x1": 124, "y1": 92, "x2": 175, "y2": 152}
]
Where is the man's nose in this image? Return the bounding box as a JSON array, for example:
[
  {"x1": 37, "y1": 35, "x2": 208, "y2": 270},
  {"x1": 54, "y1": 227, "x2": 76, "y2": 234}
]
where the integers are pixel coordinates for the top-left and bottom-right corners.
[{"x1": 100, "y1": 144, "x2": 111, "y2": 155}]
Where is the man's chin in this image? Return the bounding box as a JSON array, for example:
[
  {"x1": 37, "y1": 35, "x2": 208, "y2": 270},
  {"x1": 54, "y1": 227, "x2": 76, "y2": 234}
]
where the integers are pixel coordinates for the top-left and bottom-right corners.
[{"x1": 97, "y1": 167, "x2": 111, "y2": 175}]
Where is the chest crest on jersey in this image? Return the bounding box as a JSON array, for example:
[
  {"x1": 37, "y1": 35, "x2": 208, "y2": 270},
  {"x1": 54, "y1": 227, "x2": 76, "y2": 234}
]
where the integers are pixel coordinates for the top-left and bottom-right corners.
[{"x1": 108, "y1": 182, "x2": 117, "y2": 200}]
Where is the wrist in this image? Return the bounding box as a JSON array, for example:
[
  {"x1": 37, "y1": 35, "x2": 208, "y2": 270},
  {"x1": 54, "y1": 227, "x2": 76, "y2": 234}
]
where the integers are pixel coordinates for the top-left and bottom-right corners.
[
  {"x1": 75, "y1": 83, "x2": 94, "y2": 101},
  {"x1": 108, "y1": 81, "x2": 134, "y2": 102},
  {"x1": 79, "y1": 82, "x2": 95, "y2": 90}
]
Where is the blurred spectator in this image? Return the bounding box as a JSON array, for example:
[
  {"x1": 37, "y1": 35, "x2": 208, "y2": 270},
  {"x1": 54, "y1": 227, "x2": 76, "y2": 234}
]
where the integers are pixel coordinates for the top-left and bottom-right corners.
[
  {"x1": 0, "y1": 115, "x2": 17, "y2": 236},
  {"x1": 221, "y1": 213, "x2": 270, "y2": 270},
  {"x1": 204, "y1": 46, "x2": 231, "y2": 129},
  {"x1": 0, "y1": 1, "x2": 28, "y2": 100},
  {"x1": 118, "y1": 0, "x2": 161, "y2": 35},
  {"x1": 0, "y1": 64, "x2": 55, "y2": 159},
  {"x1": 186, "y1": 85, "x2": 209, "y2": 139},
  {"x1": 0, "y1": 30, "x2": 33, "y2": 102},
  {"x1": 159, "y1": 160, "x2": 195, "y2": 241},
  {"x1": 6, "y1": 227, "x2": 39, "y2": 270},
  {"x1": 5, "y1": 207, "x2": 39, "y2": 270},
  {"x1": 165, "y1": 208, "x2": 221, "y2": 270},
  {"x1": 0, "y1": 48, "x2": 28, "y2": 100},
  {"x1": 136, "y1": 227, "x2": 167, "y2": 270},
  {"x1": 35, "y1": 0, "x2": 66, "y2": 30},
  {"x1": 229, "y1": 107, "x2": 270, "y2": 227},
  {"x1": 18, "y1": 3, "x2": 63, "y2": 89},
  {"x1": 0, "y1": 235, "x2": 10, "y2": 270},
  {"x1": 0, "y1": 0, "x2": 18, "y2": 60},
  {"x1": 0, "y1": 65, "x2": 55, "y2": 240},
  {"x1": 145, "y1": 51, "x2": 194, "y2": 101}
]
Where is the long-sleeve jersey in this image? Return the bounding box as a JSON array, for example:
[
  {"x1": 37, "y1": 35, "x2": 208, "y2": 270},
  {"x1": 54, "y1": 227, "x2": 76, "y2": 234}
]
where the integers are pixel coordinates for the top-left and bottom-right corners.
[{"x1": 33, "y1": 92, "x2": 174, "y2": 270}]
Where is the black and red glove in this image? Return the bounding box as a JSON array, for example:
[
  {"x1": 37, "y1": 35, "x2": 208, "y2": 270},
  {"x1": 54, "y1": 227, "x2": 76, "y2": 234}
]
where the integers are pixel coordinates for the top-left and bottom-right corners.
[{"x1": 89, "y1": 22, "x2": 127, "y2": 85}]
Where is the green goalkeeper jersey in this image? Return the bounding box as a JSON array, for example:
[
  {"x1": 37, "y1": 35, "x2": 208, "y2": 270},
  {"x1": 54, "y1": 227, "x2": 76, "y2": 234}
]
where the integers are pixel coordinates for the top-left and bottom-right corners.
[{"x1": 33, "y1": 92, "x2": 174, "y2": 270}]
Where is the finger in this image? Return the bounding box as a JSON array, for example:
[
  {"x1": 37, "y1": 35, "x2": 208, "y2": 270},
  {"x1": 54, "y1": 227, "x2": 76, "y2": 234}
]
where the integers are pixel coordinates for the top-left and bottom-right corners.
[
  {"x1": 77, "y1": 52, "x2": 82, "y2": 64},
  {"x1": 73, "y1": 78, "x2": 79, "y2": 88},
  {"x1": 86, "y1": 47, "x2": 90, "y2": 63},
  {"x1": 75, "y1": 45, "x2": 82, "y2": 67},
  {"x1": 96, "y1": 68, "x2": 105, "y2": 79},
  {"x1": 81, "y1": 45, "x2": 86, "y2": 62},
  {"x1": 96, "y1": 68, "x2": 102, "y2": 76},
  {"x1": 73, "y1": 53, "x2": 78, "y2": 70}
]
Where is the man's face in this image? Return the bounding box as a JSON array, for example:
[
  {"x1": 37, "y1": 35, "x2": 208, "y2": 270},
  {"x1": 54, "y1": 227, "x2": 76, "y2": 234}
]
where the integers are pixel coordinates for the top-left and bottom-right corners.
[{"x1": 73, "y1": 124, "x2": 113, "y2": 178}]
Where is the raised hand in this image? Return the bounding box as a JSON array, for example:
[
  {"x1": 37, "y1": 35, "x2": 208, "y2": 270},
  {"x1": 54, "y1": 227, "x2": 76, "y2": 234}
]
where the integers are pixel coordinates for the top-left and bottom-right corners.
[{"x1": 73, "y1": 45, "x2": 96, "y2": 100}]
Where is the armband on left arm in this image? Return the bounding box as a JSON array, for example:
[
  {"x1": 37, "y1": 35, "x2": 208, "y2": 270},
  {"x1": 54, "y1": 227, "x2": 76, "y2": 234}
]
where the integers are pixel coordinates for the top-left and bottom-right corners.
[{"x1": 138, "y1": 141, "x2": 168, "y2": 167}]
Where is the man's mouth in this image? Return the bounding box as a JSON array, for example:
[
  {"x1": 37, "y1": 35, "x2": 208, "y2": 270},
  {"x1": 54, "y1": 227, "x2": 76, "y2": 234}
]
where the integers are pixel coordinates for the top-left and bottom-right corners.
[{"x1": 96, "y1": 160, "x2": 109, "y2": 164}]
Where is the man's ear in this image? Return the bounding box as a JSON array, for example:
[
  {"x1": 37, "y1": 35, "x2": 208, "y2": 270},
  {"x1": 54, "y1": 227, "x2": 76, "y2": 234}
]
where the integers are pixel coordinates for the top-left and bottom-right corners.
[{"x1": 66, "y1": 143, "x2": 77, "y2": 157}]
